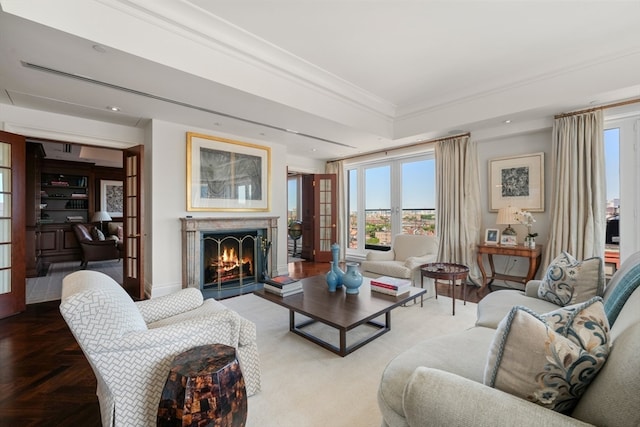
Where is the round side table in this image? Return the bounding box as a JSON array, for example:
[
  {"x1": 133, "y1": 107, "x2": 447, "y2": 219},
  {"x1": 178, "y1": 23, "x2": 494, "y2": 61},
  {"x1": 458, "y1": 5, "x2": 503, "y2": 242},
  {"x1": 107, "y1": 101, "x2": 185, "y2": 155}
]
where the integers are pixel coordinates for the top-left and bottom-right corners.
[{"x1": 420, "y1": 263, "x2": 469, "y2": 315}]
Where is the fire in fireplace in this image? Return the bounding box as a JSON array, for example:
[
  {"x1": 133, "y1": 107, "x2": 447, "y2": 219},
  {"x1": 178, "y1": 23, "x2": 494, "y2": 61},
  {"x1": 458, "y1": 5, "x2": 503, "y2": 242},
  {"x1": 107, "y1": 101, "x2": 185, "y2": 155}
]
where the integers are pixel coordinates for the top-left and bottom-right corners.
[{"x1": 201, "y1": 231, "x2": 265, "y2": 290}]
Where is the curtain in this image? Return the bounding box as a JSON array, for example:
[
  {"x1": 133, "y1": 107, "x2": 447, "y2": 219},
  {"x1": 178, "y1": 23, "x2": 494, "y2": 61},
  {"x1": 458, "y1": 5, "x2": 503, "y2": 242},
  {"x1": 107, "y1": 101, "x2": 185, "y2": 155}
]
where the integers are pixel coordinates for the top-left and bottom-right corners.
[
  {"x1": 435, "y1": 135, "x2": 482, "y2": 282},
  {"x1": 544, "y1": 110, "x2": 605, "y2": 266},
  {"x1": 325, "y1": 160, "x2": 347, "y2": 260}
]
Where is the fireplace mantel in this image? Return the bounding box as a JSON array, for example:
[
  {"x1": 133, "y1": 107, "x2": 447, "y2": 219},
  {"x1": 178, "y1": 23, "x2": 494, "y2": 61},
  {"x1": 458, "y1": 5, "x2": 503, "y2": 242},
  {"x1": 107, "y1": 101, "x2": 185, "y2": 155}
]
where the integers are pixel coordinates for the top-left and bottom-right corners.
[{"x1": 181, "y1": 217, "x2": 278, "y2": 294}]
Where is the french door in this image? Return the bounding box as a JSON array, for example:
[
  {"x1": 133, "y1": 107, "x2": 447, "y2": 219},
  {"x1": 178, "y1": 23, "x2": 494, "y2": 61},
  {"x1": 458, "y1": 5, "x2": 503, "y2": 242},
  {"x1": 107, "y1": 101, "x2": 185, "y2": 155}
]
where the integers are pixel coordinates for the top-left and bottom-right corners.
[
  {"x1": 122, "y1": 145, "x2": 144, "y2": 300},
  {"x1": 0, "y1": 131, "x2": 26, "y2": 318},
  {"x1": 301, "y1": 174, "x2": 337, "y2": 262},
  {"x1": 348, "y1": 155, "x2": 435, "y2": 254}
]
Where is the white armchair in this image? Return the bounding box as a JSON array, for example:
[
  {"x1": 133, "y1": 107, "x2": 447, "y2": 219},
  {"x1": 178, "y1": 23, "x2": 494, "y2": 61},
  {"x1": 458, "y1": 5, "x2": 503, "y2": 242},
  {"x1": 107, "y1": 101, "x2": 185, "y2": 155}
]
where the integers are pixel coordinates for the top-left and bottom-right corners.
[
  {"x1": 60, "y1": 270, "x2": 260, "y2": 427},
  {"x1": 360, "y1": 234, "x2": 438, "y2": 287}
]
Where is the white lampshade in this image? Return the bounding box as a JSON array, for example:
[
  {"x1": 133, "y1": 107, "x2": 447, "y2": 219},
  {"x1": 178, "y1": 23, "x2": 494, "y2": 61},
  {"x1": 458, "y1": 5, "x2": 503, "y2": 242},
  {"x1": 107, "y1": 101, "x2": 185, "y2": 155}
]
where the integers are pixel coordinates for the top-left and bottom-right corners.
[
  {"x1": 92, "y1": 211, "x2": 112, "y2": 223},
  {"x1": 496, "y1": 206, "x2": 519, "y2": 236}
]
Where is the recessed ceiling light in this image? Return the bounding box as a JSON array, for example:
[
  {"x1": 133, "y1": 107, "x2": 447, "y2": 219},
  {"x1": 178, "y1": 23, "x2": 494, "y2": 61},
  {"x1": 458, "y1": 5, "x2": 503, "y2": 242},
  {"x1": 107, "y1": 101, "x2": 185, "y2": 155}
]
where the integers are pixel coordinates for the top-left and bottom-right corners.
[
  {"x1": 504, "y1": 120, "x2": 512, "y2": 124},
  {"x1": 107, "y1": 106, "x2": 120, "y2": 112},
  {"x1": 93, "y1": 44, "x2": 107, "y2": 53}
]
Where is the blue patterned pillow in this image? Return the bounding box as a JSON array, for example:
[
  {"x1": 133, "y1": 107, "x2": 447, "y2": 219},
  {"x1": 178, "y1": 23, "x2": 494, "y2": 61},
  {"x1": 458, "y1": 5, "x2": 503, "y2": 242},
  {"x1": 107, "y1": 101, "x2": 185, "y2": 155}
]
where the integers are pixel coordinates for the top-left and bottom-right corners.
[
  {"x1": 538, "y1": 252, "x2": 604, "y2": 306},
  {"x1": 484, "y1": 297, "x2": 610, "y2": 413}
]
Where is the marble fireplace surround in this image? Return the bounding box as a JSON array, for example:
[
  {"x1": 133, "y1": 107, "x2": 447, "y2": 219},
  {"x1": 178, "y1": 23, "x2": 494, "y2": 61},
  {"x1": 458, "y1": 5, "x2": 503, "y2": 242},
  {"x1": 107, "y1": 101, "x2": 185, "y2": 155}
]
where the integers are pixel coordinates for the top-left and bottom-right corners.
[{"x1": 181, "y1": 217, "x2": 278, "y2": 291}]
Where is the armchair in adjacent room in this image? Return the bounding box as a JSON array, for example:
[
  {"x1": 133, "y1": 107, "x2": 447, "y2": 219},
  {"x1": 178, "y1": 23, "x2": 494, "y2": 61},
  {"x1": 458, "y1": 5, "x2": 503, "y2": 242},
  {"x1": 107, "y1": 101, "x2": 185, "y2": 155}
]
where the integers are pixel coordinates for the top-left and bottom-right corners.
[
  {"x1": 72, "y1": 223, "x2": 122, "y2": 268},
  {"x1": 60, "y1": 270, "x2": 261, "y2": 427},
  {"x1": 361, "y1": 234, "x2": 438, "y2": 286}
]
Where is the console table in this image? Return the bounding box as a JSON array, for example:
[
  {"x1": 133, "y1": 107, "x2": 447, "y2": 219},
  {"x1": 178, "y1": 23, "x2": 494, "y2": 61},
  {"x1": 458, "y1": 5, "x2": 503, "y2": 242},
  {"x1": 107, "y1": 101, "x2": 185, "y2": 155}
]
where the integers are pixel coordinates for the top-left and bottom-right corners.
[{"x1": 476, "y1": 244, "x2": 543, "y2": 290}]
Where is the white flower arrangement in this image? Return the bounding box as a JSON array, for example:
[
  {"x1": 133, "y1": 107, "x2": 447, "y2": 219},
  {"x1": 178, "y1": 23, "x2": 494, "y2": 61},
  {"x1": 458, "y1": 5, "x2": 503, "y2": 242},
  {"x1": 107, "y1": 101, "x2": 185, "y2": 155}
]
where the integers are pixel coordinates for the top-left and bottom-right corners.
[{"x1": 515, "y1": 210, "x2": 538, "y2": 238}]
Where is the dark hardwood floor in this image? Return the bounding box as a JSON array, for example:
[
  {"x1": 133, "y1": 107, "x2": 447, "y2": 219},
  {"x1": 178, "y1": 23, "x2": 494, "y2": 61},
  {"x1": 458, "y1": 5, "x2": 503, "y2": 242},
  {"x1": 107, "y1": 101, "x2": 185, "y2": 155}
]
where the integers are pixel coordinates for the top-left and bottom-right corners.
[{"x1": 0, "y1": 260, "x2": 488, "y2": 426}]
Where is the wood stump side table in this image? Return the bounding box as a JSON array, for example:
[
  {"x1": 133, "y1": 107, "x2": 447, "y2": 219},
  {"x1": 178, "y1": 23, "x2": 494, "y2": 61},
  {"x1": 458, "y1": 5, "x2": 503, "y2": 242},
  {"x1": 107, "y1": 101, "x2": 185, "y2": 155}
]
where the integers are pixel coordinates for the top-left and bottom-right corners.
[
  {"x1": 157, "y1": 344, "x2": 248, "y2": 427},
  {"x1": 420, "y1": 263, "x2": 469, "y2": 315}
]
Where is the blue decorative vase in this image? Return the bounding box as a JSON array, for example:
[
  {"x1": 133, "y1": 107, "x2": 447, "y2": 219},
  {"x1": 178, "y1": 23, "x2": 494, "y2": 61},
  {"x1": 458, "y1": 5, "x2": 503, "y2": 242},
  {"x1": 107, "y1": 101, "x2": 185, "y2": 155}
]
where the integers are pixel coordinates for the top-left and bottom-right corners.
[
  {"x1": 331, "y1": 243, "x2": 344, "y2": 288},
  {"x1": 326, "y1": 261, "x2": 338, "y2": 292},
  {"x1": 343, "y1": 263, "x2": 363, "y2": 295}
]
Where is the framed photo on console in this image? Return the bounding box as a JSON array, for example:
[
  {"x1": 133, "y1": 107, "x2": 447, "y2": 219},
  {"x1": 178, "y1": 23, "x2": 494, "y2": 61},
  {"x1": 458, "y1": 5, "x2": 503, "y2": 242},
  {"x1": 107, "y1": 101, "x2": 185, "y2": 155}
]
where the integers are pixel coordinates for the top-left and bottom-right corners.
[
  {"x1": 500, "y1": 234, "x2": 517, "y2": 246},
  {"x1": 485, "y1": 228, "x2": 500, "y2": 245}
]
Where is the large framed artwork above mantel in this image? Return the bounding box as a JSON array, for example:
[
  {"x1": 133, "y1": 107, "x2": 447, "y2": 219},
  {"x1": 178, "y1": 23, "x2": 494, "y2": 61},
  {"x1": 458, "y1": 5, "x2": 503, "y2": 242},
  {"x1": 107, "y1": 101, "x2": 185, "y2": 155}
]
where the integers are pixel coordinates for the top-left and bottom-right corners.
[
  {"x1": 187, "y1": 132, "x2": 271, "y2": 212},
  {"x1": 489, "y1": 152, "x2": 544, "y2": 212}
]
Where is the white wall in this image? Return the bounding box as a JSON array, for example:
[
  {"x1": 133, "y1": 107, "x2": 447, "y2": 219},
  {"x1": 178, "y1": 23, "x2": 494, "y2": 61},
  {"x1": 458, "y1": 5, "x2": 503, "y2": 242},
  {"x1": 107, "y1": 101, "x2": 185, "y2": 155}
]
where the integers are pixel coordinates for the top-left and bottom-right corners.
[
  {"x1": 147, "y1": 120, "x2": 290, "y2": 297},
  {"x1": 476, "y1": 129, "x2": 552, "y2": 283}
]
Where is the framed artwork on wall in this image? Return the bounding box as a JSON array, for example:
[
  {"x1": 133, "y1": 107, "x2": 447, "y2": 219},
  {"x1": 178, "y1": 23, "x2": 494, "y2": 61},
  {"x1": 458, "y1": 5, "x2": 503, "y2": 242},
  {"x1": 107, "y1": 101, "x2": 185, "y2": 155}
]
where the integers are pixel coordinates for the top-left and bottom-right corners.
[
  {"x1": 485, "y1": 228, "x2": 500, "y2": 245},
  {"x1": 187, "y1": 132, "x2": 271, "y2": 211},
  {"x1": 100, "y1": 180, "x2": 124, "y2": 218},
  {"x1": 489, "y1": 152, "x2": 544, "y2": 212}
]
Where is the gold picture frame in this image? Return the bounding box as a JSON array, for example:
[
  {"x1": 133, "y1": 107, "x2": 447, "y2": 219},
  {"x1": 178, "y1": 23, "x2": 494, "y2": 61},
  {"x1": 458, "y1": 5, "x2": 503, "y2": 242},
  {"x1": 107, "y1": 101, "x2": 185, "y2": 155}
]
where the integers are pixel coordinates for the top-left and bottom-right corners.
[
  {"x1": 187, "y1": 132, "x2": 271, "y2": 211},
  {"x1": 489, "y1": 152, "x2": 544, "y2": 212}
]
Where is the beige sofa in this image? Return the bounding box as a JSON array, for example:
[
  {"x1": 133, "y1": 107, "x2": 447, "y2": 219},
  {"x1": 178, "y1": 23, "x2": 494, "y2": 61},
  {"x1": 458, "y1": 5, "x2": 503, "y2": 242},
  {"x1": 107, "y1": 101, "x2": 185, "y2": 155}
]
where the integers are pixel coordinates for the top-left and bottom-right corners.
[
  {"x1": 378, "y1": 251, "x2": 640, "y2": 427},
  {"x1": 361, "y1": 234, "x2": 438, "y2": 288}
]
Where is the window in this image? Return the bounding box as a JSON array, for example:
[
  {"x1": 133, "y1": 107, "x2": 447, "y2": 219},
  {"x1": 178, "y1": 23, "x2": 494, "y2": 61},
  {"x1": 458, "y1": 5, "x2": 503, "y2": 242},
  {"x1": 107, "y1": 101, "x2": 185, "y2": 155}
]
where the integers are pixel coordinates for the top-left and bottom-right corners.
[
  {"x1": 287, "y1": 175, "x2": 300, "y2": 224},
  {"x1": 604, "y1": 128, "x2": 620, "y2": 244},
  {"x1": 604, "y1": 112, "x2": 640, "y2": 262},
  {"x1": 346, "y1": 153, "x2": 436, "y2": 255}
]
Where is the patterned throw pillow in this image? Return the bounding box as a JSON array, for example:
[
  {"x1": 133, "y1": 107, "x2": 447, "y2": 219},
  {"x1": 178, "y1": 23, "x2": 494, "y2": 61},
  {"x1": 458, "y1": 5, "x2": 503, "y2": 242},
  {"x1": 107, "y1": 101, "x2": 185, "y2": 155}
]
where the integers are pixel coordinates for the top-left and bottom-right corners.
[
  {"x1": 538, "y1": 252, "x2": 604, "y2": 306},
  {"x1": 484, "y1": 297, "x2": 610, "y2": 414},
  {"x1": 91, "y1": 226, "x2": 106, "y2": 241}
]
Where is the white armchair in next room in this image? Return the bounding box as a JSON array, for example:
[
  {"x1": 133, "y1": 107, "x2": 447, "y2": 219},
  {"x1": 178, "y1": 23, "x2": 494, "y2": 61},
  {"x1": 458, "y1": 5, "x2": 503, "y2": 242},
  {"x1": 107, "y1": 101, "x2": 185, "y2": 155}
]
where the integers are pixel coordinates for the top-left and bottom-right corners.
[{"x1": 361, "y1": 234, "x2": 438, "y2": 289}]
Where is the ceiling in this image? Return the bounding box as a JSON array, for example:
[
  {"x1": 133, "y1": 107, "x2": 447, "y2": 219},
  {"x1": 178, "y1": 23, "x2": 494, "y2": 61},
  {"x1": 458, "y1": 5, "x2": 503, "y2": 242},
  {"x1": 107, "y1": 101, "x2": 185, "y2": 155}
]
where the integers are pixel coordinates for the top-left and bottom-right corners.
[{"x1": 1, "y1": 1, "x2": 640, "y2": 161}]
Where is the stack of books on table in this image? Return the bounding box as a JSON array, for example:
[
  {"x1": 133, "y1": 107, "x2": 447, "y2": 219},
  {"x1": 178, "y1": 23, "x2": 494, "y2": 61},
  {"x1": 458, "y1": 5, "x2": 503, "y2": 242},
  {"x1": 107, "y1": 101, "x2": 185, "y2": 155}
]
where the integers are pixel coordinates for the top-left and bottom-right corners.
[
  {"x1": 263, "y1": 276, "x2": 303, "y2": 297},
  {"x1": 370, "y1": 276, "x2": 412, "y2": 296}
]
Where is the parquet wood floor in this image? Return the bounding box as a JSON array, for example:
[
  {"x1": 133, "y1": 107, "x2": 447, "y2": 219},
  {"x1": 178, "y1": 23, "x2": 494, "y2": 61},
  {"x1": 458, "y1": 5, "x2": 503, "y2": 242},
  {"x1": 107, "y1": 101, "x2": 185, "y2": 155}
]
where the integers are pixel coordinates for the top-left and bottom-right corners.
[{"x1": 0, "y1": 260, "x2": 488, "y2": 426}]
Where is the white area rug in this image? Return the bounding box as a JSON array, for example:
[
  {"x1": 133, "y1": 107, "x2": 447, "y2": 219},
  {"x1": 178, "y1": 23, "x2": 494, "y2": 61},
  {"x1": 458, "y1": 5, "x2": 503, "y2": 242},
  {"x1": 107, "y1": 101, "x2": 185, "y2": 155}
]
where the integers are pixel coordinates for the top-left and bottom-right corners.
[
  {"x1": 223, "y1": 293, "x2": 477, "y2": 427},
  {"x1": 26, "y1": 260, "x2": 123, "y2": 304}
]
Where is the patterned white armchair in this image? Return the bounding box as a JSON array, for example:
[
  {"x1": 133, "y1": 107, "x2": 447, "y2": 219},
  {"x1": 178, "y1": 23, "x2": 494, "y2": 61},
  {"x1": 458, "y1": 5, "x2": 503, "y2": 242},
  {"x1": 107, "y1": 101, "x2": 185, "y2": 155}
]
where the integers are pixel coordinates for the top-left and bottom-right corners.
[
  {"x1": 60, "y1": 270, "x2": 261, "y2": 427},
  {"x1": 361, "y1": 234, "x2": 438, "y2": 287}
]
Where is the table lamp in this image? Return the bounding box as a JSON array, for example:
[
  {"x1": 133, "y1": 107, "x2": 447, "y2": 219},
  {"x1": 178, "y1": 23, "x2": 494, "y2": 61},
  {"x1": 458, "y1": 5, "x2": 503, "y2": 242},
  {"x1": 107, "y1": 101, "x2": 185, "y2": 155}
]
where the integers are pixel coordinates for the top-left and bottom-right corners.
[
  {"x1": 92, "y1": 210, "x2": 112, "y2": 232},
  {"x1": 496, "y1": 206, "x2": 519, "y2": 236}
]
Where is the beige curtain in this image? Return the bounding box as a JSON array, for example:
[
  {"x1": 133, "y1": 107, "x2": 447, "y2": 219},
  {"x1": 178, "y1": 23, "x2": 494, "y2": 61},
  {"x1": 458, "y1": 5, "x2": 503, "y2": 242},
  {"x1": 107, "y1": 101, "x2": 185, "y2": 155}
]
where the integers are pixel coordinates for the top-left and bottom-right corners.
[
  {"x1": 435, "y1": 135, "x2": 482, "y2": 282},
  {"x1": 544, "y1": 110, "x2": 605, "y2": 266},
  {"x1": 326, "y1": 160, "x2": 347, "y2": 259}
]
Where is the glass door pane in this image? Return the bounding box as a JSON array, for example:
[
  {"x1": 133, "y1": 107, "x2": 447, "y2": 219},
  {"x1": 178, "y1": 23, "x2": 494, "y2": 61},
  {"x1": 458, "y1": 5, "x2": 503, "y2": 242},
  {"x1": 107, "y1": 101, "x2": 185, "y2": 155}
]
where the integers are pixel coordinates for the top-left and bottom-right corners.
[
  {"x1": 318, "y1": 177, "x2": 333, "y2": 252},
  {"x1": 0, "y1": 145, "x2": 11, "y2": 294},
  {"x1": 365, "y1": 165, "x2": 391, "y2": 247},
  {"x1": 401, "y1": 159, "x2": 436, "y2": 236},
  {"x1": 604, "y1": 128, "x2": 620, "y2": 277}
]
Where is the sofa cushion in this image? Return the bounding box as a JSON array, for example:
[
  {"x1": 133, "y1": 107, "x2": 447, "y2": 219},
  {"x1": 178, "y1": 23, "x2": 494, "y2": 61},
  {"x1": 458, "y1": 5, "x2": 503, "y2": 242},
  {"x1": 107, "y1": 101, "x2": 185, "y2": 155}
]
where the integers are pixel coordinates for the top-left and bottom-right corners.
[
  {"x1": 538, "y1": 252, "x2": 604, "y2": 306},
  {"x1": 571, "y1": 321, "x2": 640, "y2": 427},
  {"x1": 360, "y1": 260, "x2": 412, "y2": 279},
  {"x1": 484, "y1": 297, "x2": 610, "y2": 413},
  {"x1": 602, "y1": 250, "x2": 640, "y2": 325},
  {"x1": 476, "y1": 289, "x2": 561, "y2": 329},
  {"x1": 378, "y1": 327, "x2": 495, "y2": 426}
]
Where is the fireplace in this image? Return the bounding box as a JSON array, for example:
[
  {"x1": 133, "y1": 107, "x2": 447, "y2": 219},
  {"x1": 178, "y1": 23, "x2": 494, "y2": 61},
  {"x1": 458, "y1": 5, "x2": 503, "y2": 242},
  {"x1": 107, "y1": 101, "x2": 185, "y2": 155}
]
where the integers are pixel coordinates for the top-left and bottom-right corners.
[
  {"x1": 202, "y1": 230, "x2": 263, "y2": 287},
  {"x1": 181, "y1": 217, "x2": 278, "y2": 299}
]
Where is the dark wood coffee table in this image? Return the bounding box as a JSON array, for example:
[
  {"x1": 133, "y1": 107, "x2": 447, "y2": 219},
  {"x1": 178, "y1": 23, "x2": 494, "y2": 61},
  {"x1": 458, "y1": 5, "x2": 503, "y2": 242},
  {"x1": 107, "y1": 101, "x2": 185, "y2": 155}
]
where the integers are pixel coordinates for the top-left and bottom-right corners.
[{"x1": 253, "y1": 275, "x2": 426, "y2": 356}]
